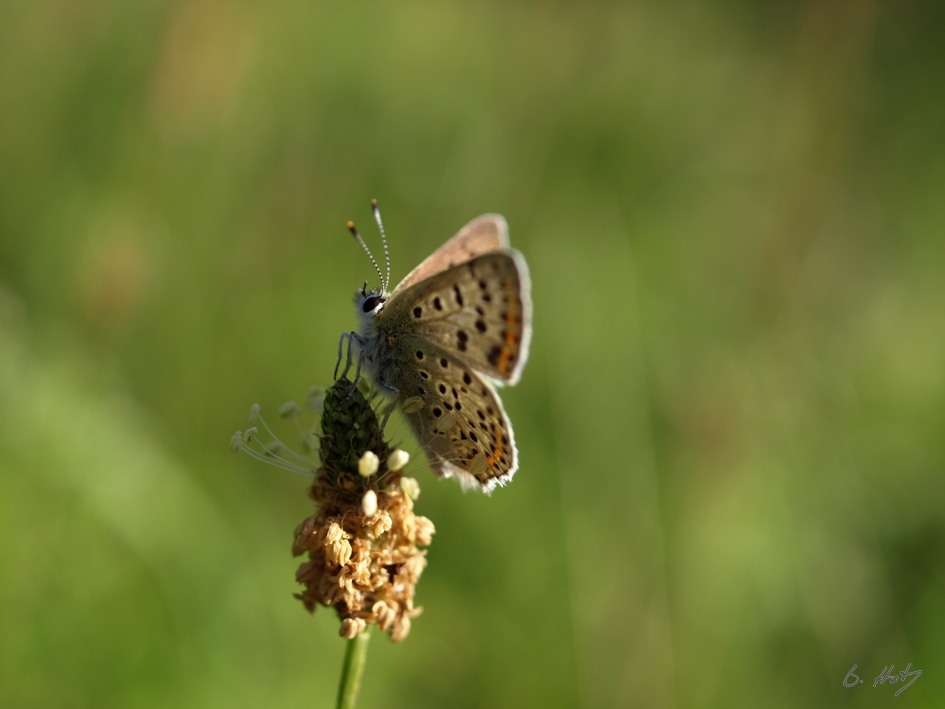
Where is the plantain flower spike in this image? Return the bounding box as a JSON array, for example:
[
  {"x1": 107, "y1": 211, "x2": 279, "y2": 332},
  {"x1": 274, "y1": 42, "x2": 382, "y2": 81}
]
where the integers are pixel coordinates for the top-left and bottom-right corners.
[{"x1": 290, "y1": 377, "x2": 434, "y2": 641}]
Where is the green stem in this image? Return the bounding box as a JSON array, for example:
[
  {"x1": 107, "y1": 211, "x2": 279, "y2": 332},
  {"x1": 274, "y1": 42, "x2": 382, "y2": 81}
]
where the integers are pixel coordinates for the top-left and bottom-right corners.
[{"x1": 336, "y1": 631, "x2": 371, "y2": 709}]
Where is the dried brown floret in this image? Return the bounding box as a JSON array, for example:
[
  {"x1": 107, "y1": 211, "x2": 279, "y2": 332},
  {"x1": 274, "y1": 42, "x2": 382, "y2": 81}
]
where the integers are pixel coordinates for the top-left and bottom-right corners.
[{"x1": 291, "y1": 379, "x2": 433, "y2": 642}]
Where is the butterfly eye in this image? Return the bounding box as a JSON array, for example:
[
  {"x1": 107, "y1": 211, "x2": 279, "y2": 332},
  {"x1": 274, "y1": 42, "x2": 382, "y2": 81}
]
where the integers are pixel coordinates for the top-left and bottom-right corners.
[{"x1": 362, "y1": 295, "x2": 383, "y2": 313}]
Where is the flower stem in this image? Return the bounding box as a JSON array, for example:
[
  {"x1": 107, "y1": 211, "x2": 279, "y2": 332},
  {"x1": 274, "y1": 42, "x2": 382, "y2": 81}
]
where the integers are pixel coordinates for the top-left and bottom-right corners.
[{"x1": 336, "y1": 631, "x2": 371, "y2": 709}]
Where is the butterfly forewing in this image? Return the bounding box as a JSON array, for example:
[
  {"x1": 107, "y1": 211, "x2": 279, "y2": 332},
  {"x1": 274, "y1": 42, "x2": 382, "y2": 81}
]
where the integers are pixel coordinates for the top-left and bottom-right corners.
[
  {"x1": 391, "y1": 215, "x2": 509, "y2": 297},
  {"x1": 389, "y1": 252, "x2": 531, "y2": 384}
]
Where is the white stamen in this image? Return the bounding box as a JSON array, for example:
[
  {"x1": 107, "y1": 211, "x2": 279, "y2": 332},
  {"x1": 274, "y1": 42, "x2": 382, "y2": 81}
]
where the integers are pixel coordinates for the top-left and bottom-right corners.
[
  {"x1": 361, "y1": 489, "x2": 378, "y2": 516},
  {"x1": 470, "y1": 452, "x2": 489, "y2": 476},
  {"x1": 402, "y1": 396, "x2": 424, "y2": 414},
  {"x1": 279, "y1": 401, "x2": 301, "y2": 419},
  {"x1": 387, "y1": 449, "x2": 410, "y2": 471},
  {"x1": 358, "y1": 451, "x2": 379, "y2": 477},
  {"x1": 400, "y1": 477, "x2": 421, "y2": 500},
  {"x1": 305, "y1": 386, "x2": 325, "y2": 413},
  {"x1": 435, "y1": 412, "x2": 457, "y2": 433}
]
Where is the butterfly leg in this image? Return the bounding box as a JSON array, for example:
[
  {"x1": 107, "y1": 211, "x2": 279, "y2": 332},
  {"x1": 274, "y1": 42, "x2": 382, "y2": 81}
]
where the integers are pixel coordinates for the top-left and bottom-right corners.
[
  {"x1": 344, "y1": 350, "x2": 366, "y2": 402},
  {"x1": 337, "y1": 331, "x2": 365, "y2": 382},
  {"x1": 334, "y1": 332, "x2": 350, "y2": 380},
  {"x1": 340, "y1": 332, "x2": 368, "y2": 403},
  {"x1": 380, "y1": 387, "x2": 399, "y2": 430}
]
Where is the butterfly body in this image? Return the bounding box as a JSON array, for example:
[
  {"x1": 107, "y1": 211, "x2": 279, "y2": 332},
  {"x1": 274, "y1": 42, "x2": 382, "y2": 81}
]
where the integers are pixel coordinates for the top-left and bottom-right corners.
[{"x1": 349, "y1": 213, "x2": 531, "y2": 492}]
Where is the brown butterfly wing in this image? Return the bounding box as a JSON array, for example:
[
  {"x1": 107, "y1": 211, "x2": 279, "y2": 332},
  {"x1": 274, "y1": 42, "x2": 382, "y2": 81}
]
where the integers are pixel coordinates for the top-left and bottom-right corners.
[
  {"x1": 374, "y1": 212, "x2": 529, "y2": 491},
  {"x1": 390, "y1": 337, "x2": 519, "y2": 491},
  {"x1": 390, "y1": 214, "x2": 509, "y2": 297},
  {"x1": 386, "y1": 251, "x2": 531, "y2": 385}
]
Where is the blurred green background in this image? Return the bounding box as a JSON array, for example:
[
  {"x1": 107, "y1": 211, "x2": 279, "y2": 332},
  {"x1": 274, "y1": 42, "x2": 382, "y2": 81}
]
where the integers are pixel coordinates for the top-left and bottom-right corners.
[{"x1": 1, "y1": 0, "x2": 943, "y2": 707}]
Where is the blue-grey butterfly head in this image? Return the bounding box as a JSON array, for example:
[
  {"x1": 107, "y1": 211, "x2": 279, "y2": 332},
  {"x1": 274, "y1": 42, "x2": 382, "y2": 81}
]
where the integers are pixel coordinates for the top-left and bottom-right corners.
[
  {"x1": 353, "y1": 281, "x2": 386, "y2": 326},
  {"x1": 348, "y1": 203, "x2": 392, "y2": 330}
]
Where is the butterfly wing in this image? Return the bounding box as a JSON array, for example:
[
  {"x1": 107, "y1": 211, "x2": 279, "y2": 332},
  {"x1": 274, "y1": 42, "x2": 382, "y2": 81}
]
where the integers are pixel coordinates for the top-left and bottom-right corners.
[
  {"x1": 389, "y1": 251, "x2": 532, "y2": 385},
  {"x1": 390, "y1": 214, "x2": 509, "y2": 297},
  {"x1": 374, "y1": 213, "x2": 530, "y2": 492},
  {"x1": 389, "y1": 337, "x2": 519, "y2": 491}
]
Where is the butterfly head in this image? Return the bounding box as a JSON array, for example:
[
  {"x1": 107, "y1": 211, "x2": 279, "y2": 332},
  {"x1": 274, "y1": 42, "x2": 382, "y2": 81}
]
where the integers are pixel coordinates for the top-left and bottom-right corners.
[
  {"x1": 347, "y1": 200, "x2": 392, "y2": 322},
  {"x1": 354, "y1": 281, "x2": 386, "y2": 322}
]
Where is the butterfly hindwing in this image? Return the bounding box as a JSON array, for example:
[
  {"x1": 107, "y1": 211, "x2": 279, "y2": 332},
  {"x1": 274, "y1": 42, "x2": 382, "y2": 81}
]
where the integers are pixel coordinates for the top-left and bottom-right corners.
[{"x1": 389, "y1": 337, "x2": 518, "y2": 490}]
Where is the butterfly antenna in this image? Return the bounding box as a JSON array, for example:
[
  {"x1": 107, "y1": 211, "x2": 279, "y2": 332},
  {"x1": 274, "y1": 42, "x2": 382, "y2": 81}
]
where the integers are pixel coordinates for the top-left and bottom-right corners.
[
  {"x1": 371, "y1": 199, "x2": 391, "y2": 291},
  {"x1": 347, "y1": 220, "x2": 384, "y2": 288}
]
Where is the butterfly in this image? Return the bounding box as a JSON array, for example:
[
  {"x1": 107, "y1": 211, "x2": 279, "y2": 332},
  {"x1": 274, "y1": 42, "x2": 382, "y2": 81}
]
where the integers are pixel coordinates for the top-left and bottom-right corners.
[{"x1": 337, "y1": 201, "x2": 532, "y2": 492}]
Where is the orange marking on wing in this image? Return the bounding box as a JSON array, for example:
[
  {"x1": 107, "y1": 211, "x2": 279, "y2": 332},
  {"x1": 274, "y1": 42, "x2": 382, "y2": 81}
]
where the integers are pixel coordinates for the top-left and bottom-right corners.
[
  {"x1": 493, "y1": 426, "x2": 506, "y2": 463},
  {"x1": 497, "y1": 346, "x2": 513, "y2": 374}
]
